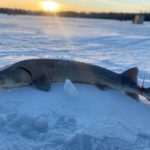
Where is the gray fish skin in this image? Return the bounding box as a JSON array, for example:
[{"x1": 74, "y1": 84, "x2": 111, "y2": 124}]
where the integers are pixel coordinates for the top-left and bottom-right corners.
[{"x1": 0, "y1": 59, "x2": 149, "y2": 100}]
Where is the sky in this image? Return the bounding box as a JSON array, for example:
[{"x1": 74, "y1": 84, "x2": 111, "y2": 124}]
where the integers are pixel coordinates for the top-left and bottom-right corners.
[{"x1": 0, "y1": 0, "x2": 150, "y2": 13}]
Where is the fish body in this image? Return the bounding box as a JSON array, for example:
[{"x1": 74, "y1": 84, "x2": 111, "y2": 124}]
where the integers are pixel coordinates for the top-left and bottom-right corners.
[{"x1": 0, "y1": 59, "x2": 149, "y2": 100}]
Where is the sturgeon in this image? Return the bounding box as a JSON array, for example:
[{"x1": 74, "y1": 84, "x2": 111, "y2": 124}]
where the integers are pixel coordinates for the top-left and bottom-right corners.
[{"x1": 0, "y1": 59, "x2": 150, "y2": 100}]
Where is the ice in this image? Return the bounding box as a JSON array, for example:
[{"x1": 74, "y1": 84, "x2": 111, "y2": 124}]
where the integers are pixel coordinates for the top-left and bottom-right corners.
[
  {"x1": 0, "y1": 15, "x2": 150, "y2": 149},
  {"x1": 63, "y1": 79, "x2": 78, "y2": 96}
]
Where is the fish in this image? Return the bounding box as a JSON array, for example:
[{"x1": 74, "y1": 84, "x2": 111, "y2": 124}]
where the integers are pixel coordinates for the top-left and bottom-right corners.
[{"x1": 0, "y1": 59, "x2": 149, "y2": 100}]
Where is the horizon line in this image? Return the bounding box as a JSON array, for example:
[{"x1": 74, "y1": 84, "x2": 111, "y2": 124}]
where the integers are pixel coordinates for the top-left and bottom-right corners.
[{"x1": 0, "y1": 7, "x2": 148, "y2": 14}]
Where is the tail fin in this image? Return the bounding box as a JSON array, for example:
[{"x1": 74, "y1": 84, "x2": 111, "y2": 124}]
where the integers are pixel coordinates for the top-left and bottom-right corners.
[{"x1": 121, "y1": 67, "x2": 139, "y2": 100}]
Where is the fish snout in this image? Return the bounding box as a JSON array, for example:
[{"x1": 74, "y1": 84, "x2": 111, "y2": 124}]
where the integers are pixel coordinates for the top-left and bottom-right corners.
[{"x1": 0, "y1": 75, "x2": 18, "y2": 88}]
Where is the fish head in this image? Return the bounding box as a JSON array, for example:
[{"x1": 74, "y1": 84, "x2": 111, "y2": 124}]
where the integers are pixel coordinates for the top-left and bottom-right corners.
[{"x1": 0, "y1": 67, "x2": 32, "y2": 88}]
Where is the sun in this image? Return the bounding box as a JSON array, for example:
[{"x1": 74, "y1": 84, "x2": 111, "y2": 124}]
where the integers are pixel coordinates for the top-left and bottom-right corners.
[{"x1": 42, "y1": 1, "x2": 60, "y2": 12}]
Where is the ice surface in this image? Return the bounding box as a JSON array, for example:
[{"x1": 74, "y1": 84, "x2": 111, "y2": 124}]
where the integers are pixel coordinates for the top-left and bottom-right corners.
[{"x1": 0, "y1": 14, "x2": 150, "y2": 149}]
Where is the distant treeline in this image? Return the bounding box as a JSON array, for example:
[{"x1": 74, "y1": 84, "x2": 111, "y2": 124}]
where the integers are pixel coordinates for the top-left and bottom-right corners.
[{"x1": 0, "y1": 8, "x2": 150, "y2": 21}]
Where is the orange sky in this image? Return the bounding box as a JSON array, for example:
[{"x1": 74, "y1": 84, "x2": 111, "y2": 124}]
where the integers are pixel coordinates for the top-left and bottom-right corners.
[
  {"x1": 0, "y1": 0, "x2": 149, "y2": 12},
  {"x1": 0, "y1": 0, "x2": 89, "y2": 12}
]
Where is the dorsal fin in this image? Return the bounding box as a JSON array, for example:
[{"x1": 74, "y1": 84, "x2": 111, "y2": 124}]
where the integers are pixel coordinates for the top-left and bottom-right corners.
[{"x1": 121, "y1": 67, "x2": 139, "y2": 84}]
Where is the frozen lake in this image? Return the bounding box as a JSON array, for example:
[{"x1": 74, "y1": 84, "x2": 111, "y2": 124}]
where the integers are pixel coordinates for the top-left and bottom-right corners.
[{"x1": 0, "y1": 14, "x2": 150, "y2": 79}]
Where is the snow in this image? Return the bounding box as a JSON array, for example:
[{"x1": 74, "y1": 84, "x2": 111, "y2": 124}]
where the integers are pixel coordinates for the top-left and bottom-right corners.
[{"x1": 0, "y1": 14, "x2": 150, "y2": 149}]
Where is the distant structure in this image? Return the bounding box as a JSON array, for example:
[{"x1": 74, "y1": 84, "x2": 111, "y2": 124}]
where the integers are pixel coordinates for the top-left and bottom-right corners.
[{"x1": 133, "y1": 15, "x2": 144, "y2": 24}]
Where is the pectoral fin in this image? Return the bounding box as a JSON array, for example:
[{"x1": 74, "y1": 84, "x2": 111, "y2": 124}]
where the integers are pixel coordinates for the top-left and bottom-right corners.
[
  {"x1": 125, "y1": 92, "x2": 139, "y2": 100},
  {"x1": 33, "y1": 75, "x2": 50, "y2": 91},
  {"x1": 96, "y1": 83, "x2": 108, "y2": 90}
]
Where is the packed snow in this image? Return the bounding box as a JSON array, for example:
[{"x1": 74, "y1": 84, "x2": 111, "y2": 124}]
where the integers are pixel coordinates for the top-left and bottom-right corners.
[{"x1": 0, "y1": 14, "x2": 150, "y2": 149}]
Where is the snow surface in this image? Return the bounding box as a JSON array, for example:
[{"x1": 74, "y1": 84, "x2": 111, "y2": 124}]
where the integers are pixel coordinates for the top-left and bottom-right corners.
[{"x1": 0, "y1": 14, "x2": 150, "y2": 149}]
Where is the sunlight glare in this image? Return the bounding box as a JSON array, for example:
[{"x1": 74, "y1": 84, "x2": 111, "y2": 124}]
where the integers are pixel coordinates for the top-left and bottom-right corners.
[{"x1": 42, "y1": 1, "x2": 60, "y2": 12}]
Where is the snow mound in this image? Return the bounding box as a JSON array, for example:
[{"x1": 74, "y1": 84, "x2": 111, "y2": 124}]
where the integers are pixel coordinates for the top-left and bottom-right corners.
[
  {"x1": 65, "y1": 133, "x2": 134, "y2": 150},
  {"x1": 0, "y1": 83, "x2": 150, "y2": 149},
  {"x1": 9, "y1": 115, "x2": 49, "y2": 139},
  {"x1": 1, "y1": 112, "x2": 150, "y2": 150}
]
